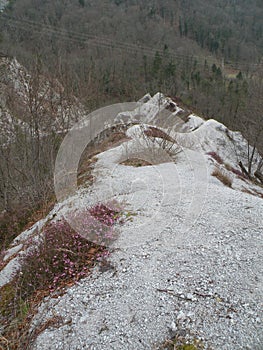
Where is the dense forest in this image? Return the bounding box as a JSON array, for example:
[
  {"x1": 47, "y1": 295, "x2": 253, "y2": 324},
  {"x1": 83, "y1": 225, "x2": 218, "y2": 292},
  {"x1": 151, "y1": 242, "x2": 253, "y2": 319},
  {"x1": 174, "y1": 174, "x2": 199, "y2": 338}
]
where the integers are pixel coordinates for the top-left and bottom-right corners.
[
  {"x1": 1, "y1": 0, "x2": 263, "y2": 104},
  {"x1": 0, "y1": 0, "x2": 263, "y2": 224}
]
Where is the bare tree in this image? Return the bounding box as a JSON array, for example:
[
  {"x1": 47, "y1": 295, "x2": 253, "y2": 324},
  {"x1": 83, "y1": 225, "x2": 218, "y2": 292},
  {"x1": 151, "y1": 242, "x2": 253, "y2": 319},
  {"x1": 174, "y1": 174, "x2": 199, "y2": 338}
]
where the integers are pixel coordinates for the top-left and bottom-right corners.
[{"x1": 0, "y1": 59, "x2": 78, "y2": 212}]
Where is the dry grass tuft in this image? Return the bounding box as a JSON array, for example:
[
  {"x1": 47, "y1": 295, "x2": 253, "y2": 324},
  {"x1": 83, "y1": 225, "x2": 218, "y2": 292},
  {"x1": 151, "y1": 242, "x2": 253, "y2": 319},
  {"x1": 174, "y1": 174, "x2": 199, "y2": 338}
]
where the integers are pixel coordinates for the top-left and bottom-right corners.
[
  {"x1": 212, "y1": 168, "x2": 232, "y2": 187},
  {"x1": 120, "y1": 158, "x2": 152, "y2": 167},
  {"x1": 144, "y1": 126, "x2": 176, "y2": 143}
]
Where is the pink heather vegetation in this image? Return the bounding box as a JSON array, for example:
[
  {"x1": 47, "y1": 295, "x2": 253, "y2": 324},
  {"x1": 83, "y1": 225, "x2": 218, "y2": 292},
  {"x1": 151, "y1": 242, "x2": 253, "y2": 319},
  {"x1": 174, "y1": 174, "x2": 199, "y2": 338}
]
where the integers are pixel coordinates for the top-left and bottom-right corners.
[
  {"x1": 15, "y1": 201, "x2": 125, "y2": 299},
  {"x1": 0, "y1": 201, "x2": 127, "y2": 346},
  {"x1": 207, "y1": 151, "x2": 247, "y2": 179},
  {"x1": 230, "y1": 167, "x2": 246, "y2": 178},
  {"x1": 206, "y1": 151, "x2": 224, "y2": 164}
]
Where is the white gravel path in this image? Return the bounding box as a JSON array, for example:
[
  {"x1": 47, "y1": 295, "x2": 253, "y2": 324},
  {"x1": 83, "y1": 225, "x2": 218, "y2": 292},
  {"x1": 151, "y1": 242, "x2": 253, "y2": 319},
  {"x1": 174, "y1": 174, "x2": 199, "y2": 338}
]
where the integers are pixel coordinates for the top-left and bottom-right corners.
[{"x1": 30, "y1": 140, "x2": 263, "y2": 350}]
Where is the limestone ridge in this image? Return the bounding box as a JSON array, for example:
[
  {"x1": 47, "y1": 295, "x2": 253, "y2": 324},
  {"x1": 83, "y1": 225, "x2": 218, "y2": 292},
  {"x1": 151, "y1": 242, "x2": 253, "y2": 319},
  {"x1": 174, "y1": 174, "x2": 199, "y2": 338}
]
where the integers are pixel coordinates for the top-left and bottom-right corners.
[{"x1": 0, "y1": 82, "x2": 262, "y2": 348}]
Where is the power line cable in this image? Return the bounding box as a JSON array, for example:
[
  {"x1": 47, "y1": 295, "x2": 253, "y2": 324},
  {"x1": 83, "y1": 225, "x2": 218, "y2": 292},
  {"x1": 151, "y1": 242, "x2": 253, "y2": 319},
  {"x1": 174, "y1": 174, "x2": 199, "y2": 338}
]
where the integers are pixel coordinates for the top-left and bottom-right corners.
[{"x1": 1, "y1": 14, "x2": 262, "y2": 73}]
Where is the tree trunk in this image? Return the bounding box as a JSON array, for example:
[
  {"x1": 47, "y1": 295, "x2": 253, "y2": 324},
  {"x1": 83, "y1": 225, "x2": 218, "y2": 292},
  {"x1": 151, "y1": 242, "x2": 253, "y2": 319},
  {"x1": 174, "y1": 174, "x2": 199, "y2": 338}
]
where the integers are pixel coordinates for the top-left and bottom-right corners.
[
  {"x1": 238, "y1": 161, "x2": 251, "y2": 179},
  {"x1": 254, "y1": 170, "x2": 263, "y2": 184}
]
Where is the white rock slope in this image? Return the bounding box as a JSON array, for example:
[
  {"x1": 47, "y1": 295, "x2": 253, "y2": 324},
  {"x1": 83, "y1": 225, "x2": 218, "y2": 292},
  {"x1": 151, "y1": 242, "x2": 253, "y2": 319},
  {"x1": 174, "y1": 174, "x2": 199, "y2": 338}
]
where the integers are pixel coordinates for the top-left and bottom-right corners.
[{"x1": 1, "y1": 93, "x2": 262, "y2": 349}]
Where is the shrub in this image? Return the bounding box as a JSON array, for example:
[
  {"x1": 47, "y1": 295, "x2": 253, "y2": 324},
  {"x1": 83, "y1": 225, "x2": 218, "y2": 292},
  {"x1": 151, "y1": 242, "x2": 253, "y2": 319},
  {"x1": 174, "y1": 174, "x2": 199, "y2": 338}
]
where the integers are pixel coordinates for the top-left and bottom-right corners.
[
  {"x1": 143, "y1": 126, "x2": 181, "y2": 157},
  {"x1": 121, "y1": 124, "x2": 181, "y2": 166},
  {"x1": 212, "y1": 168, "x2": 232, "y2": 187}
]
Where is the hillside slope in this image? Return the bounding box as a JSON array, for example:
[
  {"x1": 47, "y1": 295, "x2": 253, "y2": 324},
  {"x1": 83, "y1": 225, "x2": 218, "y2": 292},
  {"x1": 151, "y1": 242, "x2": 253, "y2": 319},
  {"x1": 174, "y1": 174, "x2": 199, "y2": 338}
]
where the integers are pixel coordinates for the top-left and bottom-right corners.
[
  {"x1": 1, "y1": 0, "x2": 262, "y2": 152},
  {"x1": 0, "y1": 94, "x2": 262, "y2": 349}
]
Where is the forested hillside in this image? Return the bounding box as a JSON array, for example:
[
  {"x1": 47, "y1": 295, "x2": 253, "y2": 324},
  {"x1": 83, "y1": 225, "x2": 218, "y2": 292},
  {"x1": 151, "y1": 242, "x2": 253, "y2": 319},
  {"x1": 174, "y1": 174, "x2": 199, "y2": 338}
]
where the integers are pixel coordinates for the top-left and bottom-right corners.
[
  {"x1": 0, "y1": 0, "x2": 262, "y2": 213},
  {"x1": 2, "y1": 0, "x2": 263, "y2": 64},
  {"x1": 1, "y1": 0, "x2": 262, "y2": 103}
]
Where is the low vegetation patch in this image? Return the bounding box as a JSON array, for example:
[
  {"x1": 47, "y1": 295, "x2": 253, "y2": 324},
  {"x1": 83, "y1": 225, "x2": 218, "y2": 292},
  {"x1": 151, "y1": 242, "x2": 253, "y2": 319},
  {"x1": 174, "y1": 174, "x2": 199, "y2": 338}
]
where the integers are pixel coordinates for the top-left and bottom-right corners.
[
  {"x1": 158, "y1": 333, "x2": 205, "y2": 350},
  {"x1": 120, "y1": 158, "x2": 153, "y2": 167},
  {"x1": 77, "y1": 156, "x2": 98, "y2": 187},
  {"x1": 0, "y1": 200, "x2": 126, "y2": 350},
  {"x1": 0, "y1": 197, "x2": 55, "y2": 253},
  {"x1": 242, "y1": 187, "x2": 263, "y2": 199},
  {"x1": 224, "y1": 163, "x2": 247, "y2": 179},
  {"x1": 206, "y1": 151, "x2": 223, "y2": 164},
  {"x1": 212, "y1": 168, "x2": 232, "y2": 188},
  {"x1": 144, "y1": 126, "x2": 175, "y2": 143}
]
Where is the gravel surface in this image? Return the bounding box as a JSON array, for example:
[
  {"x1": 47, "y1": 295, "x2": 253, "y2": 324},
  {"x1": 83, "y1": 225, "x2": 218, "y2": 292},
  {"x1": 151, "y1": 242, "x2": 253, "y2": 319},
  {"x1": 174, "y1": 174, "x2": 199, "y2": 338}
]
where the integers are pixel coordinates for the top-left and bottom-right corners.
[{"x1": 30, "y1": 138, "x2": 263, "y2": 350}]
